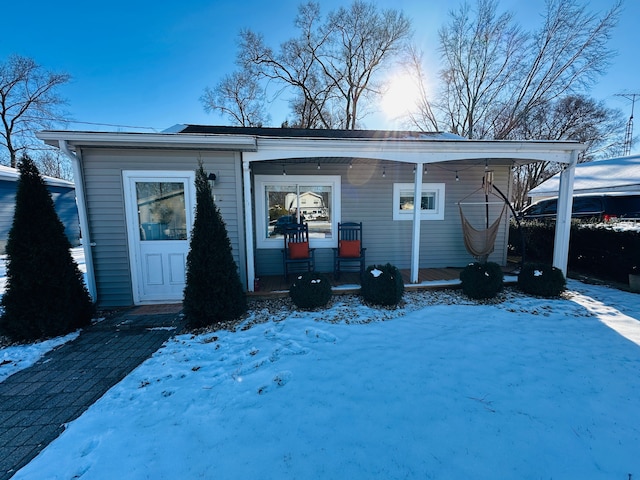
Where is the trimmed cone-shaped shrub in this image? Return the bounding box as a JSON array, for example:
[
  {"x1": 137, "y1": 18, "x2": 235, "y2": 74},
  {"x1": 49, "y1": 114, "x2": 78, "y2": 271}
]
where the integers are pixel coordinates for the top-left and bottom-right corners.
[
  {"x1": 289, "y1": 272, "x2": 332, "y2": 309},
  {"x1": 0, "y1": 156, "x2": 93, "y2": 341},
  {"x1": 361, "y1": 263, "x2": 404, "y2": 306},
  {"x1": 517, "y1": 262, "x2": 566, "y2": 297},
  {"x1": 183, "y1": 162, "x2": 247, "y2": 329},
  {"x1": 460, "y1": 262, "x2": 504, "y2": 300}
]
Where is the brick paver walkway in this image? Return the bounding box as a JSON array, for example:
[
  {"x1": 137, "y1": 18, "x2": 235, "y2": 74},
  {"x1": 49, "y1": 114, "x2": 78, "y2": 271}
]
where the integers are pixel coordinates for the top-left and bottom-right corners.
[{"x1": 0, "y1": 305, "x2": 184, "y2": 480}]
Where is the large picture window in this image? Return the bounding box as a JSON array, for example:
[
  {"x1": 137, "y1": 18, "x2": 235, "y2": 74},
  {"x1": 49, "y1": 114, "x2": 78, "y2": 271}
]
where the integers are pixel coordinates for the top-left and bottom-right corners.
[
  {"x1": 393, "y1": 183, "x2": 445, "y2": 220},
  {"x1": 255, "y1": 175, "x2": 341, "y2": 248}
]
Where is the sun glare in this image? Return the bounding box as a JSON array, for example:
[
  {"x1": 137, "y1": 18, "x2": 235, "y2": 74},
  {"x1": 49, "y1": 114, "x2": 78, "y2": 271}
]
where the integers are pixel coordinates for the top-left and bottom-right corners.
[{"x1": 381, "y1": 73, "x2": 421, "y2": 119}]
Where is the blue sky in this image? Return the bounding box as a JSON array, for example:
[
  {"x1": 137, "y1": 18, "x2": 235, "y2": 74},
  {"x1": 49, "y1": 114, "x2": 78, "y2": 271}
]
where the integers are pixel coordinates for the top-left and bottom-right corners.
[{"x1": 2, "y1": 0, "x2": 638, "y2": 144}]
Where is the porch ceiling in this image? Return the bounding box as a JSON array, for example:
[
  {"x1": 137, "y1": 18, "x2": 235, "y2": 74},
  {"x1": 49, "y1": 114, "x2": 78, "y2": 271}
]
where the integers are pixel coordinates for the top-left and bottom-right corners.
[{"x1": 244, "y1": 136, "x2": 585, "y2": 166}]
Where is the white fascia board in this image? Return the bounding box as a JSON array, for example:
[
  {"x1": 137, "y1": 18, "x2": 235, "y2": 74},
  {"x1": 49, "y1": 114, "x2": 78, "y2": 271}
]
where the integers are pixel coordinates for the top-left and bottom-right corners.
[
  {"x1": 244, "y1": 137, "x2": 585, "y2": 165},
  {"x1": 36, "y1": 131, "x2": 258, "y2": 152}
]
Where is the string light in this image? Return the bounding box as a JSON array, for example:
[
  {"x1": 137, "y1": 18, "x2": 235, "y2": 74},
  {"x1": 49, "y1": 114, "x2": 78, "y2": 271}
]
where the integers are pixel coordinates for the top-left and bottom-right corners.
[
  {"x1": 455, "y1": 170, "x2": 459, "y2": 181},
  {"x1": 382, "y1": 166, "x2": 386, "y2": 178},
  {"x1": 485, "y1": 159, "x2": 489, "y2": 171},
  {"x1": 317, "y1": 160, "x2": 321, "y2": 170},
  {"x1": 413, "y1": 164, "x2": 416, "y2": 174},
  {"x1": 349, "y1": 160, "x2": 353, "y2": 169},
  {"x1": 282, "y1": 164, "x2": 287, "y2": 176},
  {"x1": 423, "y1": 164, "x2": 427, "y2": 175}
]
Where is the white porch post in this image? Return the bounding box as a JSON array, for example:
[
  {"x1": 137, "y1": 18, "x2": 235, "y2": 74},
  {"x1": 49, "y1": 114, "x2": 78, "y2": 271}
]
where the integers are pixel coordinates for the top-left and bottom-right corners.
[
  {"x1": 242, "y1": 157, "x2": 256, "y2": 292},
  {"x1": 552, "y1": 150, "x2": 579, "y2": 275},
  {"x1": 410, "y1": 163, "x2": 423, "y2": 283}
]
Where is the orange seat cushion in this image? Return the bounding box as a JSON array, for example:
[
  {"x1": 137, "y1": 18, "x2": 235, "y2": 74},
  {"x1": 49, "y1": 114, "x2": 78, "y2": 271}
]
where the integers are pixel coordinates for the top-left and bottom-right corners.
[
  {"x1": 288, "y1": 241, "x2": 310, "y2": 259},
  {"x1": 339, "y1": 240, "x2": 361, "y2": 258}
]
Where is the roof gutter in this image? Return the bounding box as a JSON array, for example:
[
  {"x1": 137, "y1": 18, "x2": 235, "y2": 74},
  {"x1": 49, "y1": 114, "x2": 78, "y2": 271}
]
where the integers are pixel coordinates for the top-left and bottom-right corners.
[{"x1": 59, "y1": 140, "x2": 97, "y2": 303}]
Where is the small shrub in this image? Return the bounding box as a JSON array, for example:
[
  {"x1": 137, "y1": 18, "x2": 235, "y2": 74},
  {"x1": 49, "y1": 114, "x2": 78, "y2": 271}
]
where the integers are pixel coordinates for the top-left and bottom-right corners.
[
  {"x1": 518, "y1": 263, "x2": 566, "y2": 297},
  {"x1": 459, "y1": 262, "x2": 504, "y2": 300},
  {"x1": 361, "y1": 263, "x2": 404, "y2": 306},
  {"x1": 289, "y1": 272, "x2": 332, "y2": 309}
]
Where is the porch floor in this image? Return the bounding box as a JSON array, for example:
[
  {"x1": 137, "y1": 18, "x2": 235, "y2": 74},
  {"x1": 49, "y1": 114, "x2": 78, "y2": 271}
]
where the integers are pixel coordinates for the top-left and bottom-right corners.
[{"x1": 251, "y1": 266, "x2": 519, "y2": 297}]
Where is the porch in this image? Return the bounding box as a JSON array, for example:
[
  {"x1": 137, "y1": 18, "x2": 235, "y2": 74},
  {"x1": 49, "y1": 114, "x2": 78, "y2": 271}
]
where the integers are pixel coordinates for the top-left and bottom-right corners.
[{"x1": 250, "y1": 266, "x2": 519, "y2": 296}]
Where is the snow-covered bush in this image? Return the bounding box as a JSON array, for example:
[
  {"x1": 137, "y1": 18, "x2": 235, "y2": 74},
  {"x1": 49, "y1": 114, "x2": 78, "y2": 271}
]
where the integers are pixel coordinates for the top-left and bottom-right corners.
[
  {"x1": 361, "y1": 263, "x2": 404, "y2": 306},
  {"x1": 289, "y1": 272, "x2": 332, "y2": 309},
  {"x1": 517, "y1": 262, "x2": 566, "y2": 297},
  {"x1": 460, "y1": 262, "x2": 504, "y2": 300}
]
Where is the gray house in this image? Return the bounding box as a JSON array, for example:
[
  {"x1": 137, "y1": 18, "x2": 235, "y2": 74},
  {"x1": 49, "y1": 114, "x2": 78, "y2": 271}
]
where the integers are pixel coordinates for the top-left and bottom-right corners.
[
  {"x1": 37, "y1": 126, "x2": 584, "y2": 307},
  {"x1": 0, "y1": 164, "x2": 80, "y2": 253}
]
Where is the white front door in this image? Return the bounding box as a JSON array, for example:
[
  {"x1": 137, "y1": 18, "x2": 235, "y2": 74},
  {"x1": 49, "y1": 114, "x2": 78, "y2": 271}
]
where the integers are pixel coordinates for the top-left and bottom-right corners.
[{"x1": 124, "y1": 171, "x2": 195, "y2": 304}]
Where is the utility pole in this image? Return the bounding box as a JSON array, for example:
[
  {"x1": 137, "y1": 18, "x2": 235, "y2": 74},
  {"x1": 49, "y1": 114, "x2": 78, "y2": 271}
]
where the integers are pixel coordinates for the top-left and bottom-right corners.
[{"x1": 616, "y1": 93, "x2": 640, "y2": 156}]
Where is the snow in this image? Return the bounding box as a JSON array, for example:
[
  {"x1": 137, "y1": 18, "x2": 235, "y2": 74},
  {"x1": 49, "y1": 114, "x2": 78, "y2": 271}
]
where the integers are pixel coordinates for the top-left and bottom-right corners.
[
  {"x1": 0, "y1": 247, "x2": 86, "y2": 382},
  {"x1": 0, "y1": 331, "x2": 80, "y2": 383},
  {"x1": 7, "y1": 280, "x2": 640, "y2": 479}
]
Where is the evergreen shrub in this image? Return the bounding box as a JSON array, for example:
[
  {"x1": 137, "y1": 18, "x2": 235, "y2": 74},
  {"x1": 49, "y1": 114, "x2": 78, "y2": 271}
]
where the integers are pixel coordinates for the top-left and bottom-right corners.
[
  {"x1": 517, "y1": 262, "x2": 566, "y2": 297},
  {"x1": 183, "y1": 162, "x2": 247, "y2": 329},
  {"x1": 361, "y1": 263, "x2": 404, "y2": 306},
  {"x1": 459, "y1": 262, "x2": 504, "y2": 299},
  {"x1": 289, "y1": 272, "x2": 332, "y2": 309},
  {"x1": 0, "y1": 156, "x2": 94, "y2": 341}
]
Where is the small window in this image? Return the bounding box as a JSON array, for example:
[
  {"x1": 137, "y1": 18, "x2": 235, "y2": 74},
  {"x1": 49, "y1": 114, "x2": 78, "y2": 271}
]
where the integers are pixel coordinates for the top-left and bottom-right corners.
[{"x1": 393, "y1": 183, "x2": 445, "y2": 220}]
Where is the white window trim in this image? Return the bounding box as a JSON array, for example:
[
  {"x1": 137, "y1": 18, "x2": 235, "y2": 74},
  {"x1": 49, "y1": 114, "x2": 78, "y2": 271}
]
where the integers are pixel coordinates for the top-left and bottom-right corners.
[
  {"x1": 254, "y1": 174, "x2": 341, "y2": 249},
  {"x1": 393, "y1": 182, "x2": 445, "y2": 221}
]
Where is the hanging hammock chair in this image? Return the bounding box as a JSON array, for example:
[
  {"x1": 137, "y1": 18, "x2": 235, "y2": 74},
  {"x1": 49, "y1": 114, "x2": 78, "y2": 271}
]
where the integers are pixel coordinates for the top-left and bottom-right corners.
[{"x1": 458, "y1": 173, "x2": 509, "y2": 263}]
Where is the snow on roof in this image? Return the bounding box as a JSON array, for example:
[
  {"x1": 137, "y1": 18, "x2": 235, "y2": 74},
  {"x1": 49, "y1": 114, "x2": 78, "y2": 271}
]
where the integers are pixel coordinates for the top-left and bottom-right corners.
[
  {"x1": 177, "y1": 124, "x2": 465, "y2": 141},
  {"x1": 529, "y1": 154, "x2": 640, "y2": 198},
  {"x1": 0, "y1": 164, "x2": 74, "y2": 188}
]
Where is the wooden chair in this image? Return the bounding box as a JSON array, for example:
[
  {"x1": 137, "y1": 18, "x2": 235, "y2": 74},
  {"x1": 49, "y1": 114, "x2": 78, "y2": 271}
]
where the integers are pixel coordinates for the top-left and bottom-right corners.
[
  {"x1": 282, "y1": 222, "x2": 315, "y2": 282},
  {"x1": 333, "y1": 222, "x2": 366, "y2": 279}
]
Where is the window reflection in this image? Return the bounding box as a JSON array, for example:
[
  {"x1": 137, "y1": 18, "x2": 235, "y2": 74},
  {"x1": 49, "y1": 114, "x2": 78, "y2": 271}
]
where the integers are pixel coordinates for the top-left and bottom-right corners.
[
  {"x1": 265, "y1": 184, "x2": 332, "y2": 239},
  {"x1": 136, "y1": 182, "x2": 187, "y2": 240}
]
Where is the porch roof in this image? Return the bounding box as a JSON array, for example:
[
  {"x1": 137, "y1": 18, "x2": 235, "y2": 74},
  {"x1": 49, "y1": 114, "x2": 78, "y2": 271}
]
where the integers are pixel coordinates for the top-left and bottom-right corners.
[{"x1": 37, "y1": 125, "x2": 585, "y2": 166}]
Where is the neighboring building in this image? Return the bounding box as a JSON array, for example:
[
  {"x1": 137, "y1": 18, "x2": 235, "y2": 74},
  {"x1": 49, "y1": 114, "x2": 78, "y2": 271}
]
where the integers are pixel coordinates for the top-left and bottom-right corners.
[
  {"x1": 37, "y1": 125, "x2": 584, "y2": 307},
  {"x1": 529, "y1": 154, "x2": 640, "y2": 200},
  {"x1": 0, "y1": 165, "x2": 80, "y2": 253}
]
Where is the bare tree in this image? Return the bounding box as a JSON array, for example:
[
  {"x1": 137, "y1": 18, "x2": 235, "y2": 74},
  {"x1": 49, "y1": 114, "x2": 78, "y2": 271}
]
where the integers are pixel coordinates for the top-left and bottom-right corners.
[
  {"x1": 401, "y1": 46, "x2": 440, "y2": 132},
  {"x1": 511, "y1": 95, "x2": 625, "y2": 209},
  {"x1": 203, "y1": 1, "x2": 412, "y2": 129},
  {"x1": 35, "y1": 149, "x2": 73, "y2": 181},
  {"x1": 437, "y1": 0, "x2": 527, "y2": 139},
  {"x1": 321, "y1": 1, "x2": 412, "y2": 128},
  {"x1": 433, "y1": 0, "x2": 622, "y2": 141},
  {"x1": 0, "y1": 55, "x2": 71, "y2": 168},
  {"x1": 201, "y1": 69, "x2": 269, "y2": 127}
]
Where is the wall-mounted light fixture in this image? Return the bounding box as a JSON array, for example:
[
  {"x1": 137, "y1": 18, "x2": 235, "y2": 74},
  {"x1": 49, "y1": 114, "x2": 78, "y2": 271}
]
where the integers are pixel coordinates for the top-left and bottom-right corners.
[{"x1": 207, "y1": 173, "x2": 217, "y2": 182}]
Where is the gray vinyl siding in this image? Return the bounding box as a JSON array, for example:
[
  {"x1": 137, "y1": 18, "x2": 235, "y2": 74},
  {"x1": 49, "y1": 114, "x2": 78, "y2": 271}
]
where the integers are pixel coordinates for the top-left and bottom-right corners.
[
  {"x1": 252, "y1": 160, "x2": 512, "y2": 277},
  {"x1": 0, "y1": 180, "x2": 80, "y2": 253},
  {"x1": 79, "y1": 148, "x2": 244, "y2": 308}
]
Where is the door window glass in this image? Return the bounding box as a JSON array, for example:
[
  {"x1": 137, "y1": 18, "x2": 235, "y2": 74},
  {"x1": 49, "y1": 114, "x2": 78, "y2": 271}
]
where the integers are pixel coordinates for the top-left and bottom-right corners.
[{"x1": 135, "y1": 182, "x2": 187, "y2": 240}]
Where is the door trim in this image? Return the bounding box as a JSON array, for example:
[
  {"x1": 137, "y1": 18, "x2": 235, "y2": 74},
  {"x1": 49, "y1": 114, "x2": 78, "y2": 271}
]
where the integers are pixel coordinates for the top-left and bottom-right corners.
[{"x1": 123, "y1": 170, "x2": 196, "y2": 305}]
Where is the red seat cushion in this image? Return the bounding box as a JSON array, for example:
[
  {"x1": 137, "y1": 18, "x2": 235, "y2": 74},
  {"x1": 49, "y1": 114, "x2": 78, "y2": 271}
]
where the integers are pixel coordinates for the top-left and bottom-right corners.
[
  {"x1": 339, "y1": 240, "x2": 361, "y2": 258},
  {"x1": 288, "y1": 241, "x2": 309, "y2": 259}
]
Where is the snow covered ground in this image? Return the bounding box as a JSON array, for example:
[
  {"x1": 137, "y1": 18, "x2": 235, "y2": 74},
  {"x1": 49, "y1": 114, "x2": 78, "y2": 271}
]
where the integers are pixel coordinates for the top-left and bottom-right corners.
[
  {"x1": 0, "y1": 247, "x2": 86, "y2": 381},
  {"x1": 4, "y1": 275, "x2": 640, "y2": 479}
]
